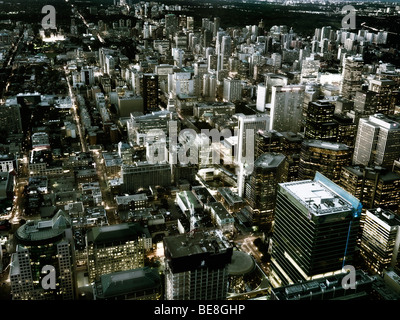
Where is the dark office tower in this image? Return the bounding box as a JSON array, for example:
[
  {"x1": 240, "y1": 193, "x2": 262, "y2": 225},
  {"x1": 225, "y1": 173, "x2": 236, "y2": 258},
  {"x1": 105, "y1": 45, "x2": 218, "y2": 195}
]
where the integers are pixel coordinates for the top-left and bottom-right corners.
[
  {"x1": 165, "y1": 14, "x2": 178, "y2": 38},
  {"x1": 255, "y1": 130, "x2": 284, "y2": 158},
  {"x1": 10, "y1": 211, "x2": 75, "y2": 300},
  {"x1": 281, "y1": 132, "x2": 304, "y2": 182},
  {"x1": 0, "y1": 103, "x2": 22, "y2": 134},
  {"x1": 369, "y1": 79, "x2": 397, "y2": 115},
  {"x1": 360, "y1": 208, "x2": 400, "y2": 275},
  {"x1": 333, "y1": 113, "x2": 356, "y2": 148},
  {"x1": 353, "y1": 114, "x2": 400, "y2": 169},
  {"x1": 163, "y1": 229, "x2": 233, "y2": 300},
  {"x1": 143, "y1": 73, "x2": 159, "y2": 113},
  {"x1": 298, "y1": 140, "x2": 352, "y2": 184},
  {"x1": 266, "y1": 36, "x2": 273, "y2": 53},
  {"x1": 203, "y1": 29, "x2": 212, "y2": 48},
  {"x1": 304, "y1": 100, "x2": 337, "y2": 141},
  {"x1": 340, "y1": 165, "x2": 400, "y2": 215},
  {"x1": 280, "y1": 131, "x2": 304, "y2": 156},
  {"x1": 269, "y1": 172, "x2": 362, "y2": 288},
  {"x1": 340, "y1": 55, "x2": 364, "y2": 100},
  {"x1": 121, "y1": 162, "x2": 171, "y2": 194},
  {"x1": 245, "y1": 153, "x2": 288, "y2": 232},
  {"x1": 354, "y1": 90, "x2": 378, "y2": 116},
  {"x1": 213, "y1": 17, "x2": 220, "y2": 37}
]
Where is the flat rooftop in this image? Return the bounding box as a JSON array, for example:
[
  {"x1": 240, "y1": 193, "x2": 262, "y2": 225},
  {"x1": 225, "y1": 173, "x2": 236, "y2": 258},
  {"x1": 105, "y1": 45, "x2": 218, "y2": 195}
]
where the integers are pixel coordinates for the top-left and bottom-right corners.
[
  {"x1": 164, "y1": 229, "x2": 231, "y2": 260},
  {"x1": 303, "y1": 140, "x2": 350, "y2": 151},
  {"x1": 281, "y1": 179, "x2": 353, "y2": 216}
]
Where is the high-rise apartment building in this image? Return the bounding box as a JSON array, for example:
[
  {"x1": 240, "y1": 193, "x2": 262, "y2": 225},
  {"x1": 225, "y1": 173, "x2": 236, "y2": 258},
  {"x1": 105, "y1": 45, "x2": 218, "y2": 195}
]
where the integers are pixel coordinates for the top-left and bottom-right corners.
[
  {"x1": 360, "y1": 208, "x2": 400, "y2": 274},
  {"x1": 269, "y1": 85, "x2": 305, "y2": 133},
  {"x1": 163, "y1": 229, "x2": 233, "y2": 300},
  {"x1": 354, "y1": 90, "x2": 378, "y2": 117},
  {"x1": 256, "y1": 83, "x2": 268, "y2": 112},
  {"x1": 269, "y1": 172, "x2": 362, "y2": 287},
  {"x1": 298, "y1": 140, "x2": 352, "y2": 184},
  {"x1": 10, "y1": 211, "x2": 75, "y2": 300},
  {"x1": 223, "y1": 78, "x2": 242, "y2": 102},
  {"x1": 340, "y1": 55, "x2": 364, "y2": 100},
  {"x1": 86, "y1": 223, "x2": 151, "y2": 283},
  {"x1": 353, "y1": 114, "x2": 400, "y2": 169}
]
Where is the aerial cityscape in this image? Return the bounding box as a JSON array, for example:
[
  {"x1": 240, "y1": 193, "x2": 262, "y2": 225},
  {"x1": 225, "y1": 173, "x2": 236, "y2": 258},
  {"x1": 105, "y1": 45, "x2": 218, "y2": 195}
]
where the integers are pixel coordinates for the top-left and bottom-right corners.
[{"x1": 0, "y1": 0, "x2": 400, "y2": 308}]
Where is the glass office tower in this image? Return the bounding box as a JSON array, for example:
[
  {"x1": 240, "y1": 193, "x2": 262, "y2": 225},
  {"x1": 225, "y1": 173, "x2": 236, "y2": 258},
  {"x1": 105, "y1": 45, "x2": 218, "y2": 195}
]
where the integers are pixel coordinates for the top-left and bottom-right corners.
[{"x1": 269, "y1": 172, "x2": 362, "y2": 288}]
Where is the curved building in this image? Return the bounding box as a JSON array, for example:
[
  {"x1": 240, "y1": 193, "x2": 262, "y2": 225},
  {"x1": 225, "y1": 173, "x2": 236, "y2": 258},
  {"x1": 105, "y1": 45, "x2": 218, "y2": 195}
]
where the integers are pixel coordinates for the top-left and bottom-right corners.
[
  {"x1": 227, "y1": 250, "x2": 268, "y2": 299},
  {"x1": 10, "y1": 210, "x2": 75, "y2": 300}
]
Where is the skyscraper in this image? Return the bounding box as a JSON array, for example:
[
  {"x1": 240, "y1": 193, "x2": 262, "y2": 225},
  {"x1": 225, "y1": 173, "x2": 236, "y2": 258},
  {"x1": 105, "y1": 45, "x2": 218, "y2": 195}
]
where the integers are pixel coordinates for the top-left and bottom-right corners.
[
  {"x1": 353, "y1": 114, "x2": 400, "y2": 169},
  {"x1": 304, "y1": 100, "x2": 337, "y2": 141},
  {"x1": 360, "y1": 208, "x2": 400, "y2": 274},
  {"x1": 269, "y1": 172, "x2": 362, "y2": 287},
  {"x1": 269, "y1": 85, "x2": 305, "y2": 133},
  {"x1": 298, "y1": 140, "x2": 352, "y2": 184},
  {"x1": 256, "y1": 83, "x2": 268, "y2": 112},
  {"x1": 340, "y1": 55, "x2": 364, "y2": 100},
  {"x1": 245, "y1": 152, "x2": 288, "y2": 232},
  {"x1": 235, "y1": 113, "x2": 270, "y2": 197},
  {"x1": 340, "y1": 165, "x2": 400, "y2": 215},
  {"x1": 165, "y1": 14, "x2": 178, "y2": 38},
  {"x1": 223, "y1": 78, "x2": 242, "y2": 102},
  {"x1": 143, "y1": 73, "x2": 159, "y2": 113},
  {"x1": 10, "y1": 210, "x2": 75, "y2": 300},
  {"x1": 368, "y1": 79, "x2": 397, "y2": 115},
  {"x1": 163, "y1": 229, "x2": 233, "y2": 300}
]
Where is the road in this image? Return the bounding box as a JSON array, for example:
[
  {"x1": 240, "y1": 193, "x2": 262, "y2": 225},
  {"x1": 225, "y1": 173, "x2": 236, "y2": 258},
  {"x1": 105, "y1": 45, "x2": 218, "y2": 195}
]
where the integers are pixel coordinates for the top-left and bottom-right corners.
[
  {"x1": 64, "y1": 68, "x2": 88, "y2": 153},
  {"x1": 92, "y1": 149, "x2": 119, "y2": 225},
  {"x1": 65, "y1": 0, "x2": 105, "y2": 44}
]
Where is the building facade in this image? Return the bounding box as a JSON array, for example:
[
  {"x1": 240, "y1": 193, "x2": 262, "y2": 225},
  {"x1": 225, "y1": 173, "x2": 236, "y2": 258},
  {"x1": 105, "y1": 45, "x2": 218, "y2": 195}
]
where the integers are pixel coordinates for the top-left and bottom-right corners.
[
  {"x1": 163, "y1": 229, "x2": 233, "y2": 300},
  {"x1": 269, "y1": 172, "x2": 362, "y2": 288}
]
